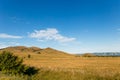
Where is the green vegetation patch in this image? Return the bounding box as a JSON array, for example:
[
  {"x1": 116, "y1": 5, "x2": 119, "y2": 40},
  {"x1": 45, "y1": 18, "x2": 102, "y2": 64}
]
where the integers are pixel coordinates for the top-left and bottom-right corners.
[{"x1": 0, "y1": 51, "x2": 38, "y2": 75}]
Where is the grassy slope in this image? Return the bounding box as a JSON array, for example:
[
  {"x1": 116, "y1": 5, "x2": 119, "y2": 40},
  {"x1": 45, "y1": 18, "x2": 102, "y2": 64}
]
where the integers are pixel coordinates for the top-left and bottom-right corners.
[{"x1": 0, "y1": 46, "x2": 120, "y2": 80}]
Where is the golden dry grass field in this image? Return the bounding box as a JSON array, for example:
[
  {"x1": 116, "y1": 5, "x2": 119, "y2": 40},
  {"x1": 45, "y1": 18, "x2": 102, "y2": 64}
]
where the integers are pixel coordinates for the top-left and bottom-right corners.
[
  {"x1": 1, "y1": 46, "x2": 120, "y2": 71},
  {"x1": 24, "y1": 53, "x2": 120, "y2": 80},
  {"x1": 0, "y1": 46, "x2": 120, "y2": 80}
]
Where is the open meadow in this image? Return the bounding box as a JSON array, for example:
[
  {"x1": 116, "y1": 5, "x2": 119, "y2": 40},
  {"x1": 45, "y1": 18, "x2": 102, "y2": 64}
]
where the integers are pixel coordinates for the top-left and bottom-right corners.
[
  {"x1": 0, "y1": 47, "x2": 120, "y2": 80},
  {"x1": 24, "y1": 55, "x2": 120, "y2": 80}
]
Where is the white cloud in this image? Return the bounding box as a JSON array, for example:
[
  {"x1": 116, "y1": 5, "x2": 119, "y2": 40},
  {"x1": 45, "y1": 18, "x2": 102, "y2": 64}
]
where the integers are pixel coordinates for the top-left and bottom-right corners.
[
  {"x1": 29, "y1": 28, "x2": 76, "y2": 43},
  {"x1": 0, "y1": 33, "x2": 22, "y2": 39}
]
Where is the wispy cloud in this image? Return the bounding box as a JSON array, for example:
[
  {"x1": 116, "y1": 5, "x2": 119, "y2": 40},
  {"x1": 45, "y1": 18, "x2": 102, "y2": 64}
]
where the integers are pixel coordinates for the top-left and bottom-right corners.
[
  {"x1": 29, "y1": 28, "x2": 76, "y2": 43},
  {"x1": 117, "y1": 28, "x2": 120, "y2": 31},
  {"x1": 0, "y1": 33, "x2": 22, "y2": 39}
]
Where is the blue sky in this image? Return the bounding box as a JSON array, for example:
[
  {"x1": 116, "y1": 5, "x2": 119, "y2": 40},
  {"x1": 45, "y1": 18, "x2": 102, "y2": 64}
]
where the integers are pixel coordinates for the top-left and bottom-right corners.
[{"x1": 0, "y1": 0, "x2": 120, "y2": 53}]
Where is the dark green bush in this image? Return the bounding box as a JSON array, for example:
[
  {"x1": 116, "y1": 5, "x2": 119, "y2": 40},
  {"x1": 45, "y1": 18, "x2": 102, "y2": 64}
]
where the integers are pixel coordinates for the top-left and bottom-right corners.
[
  {"x1": 0, "y1": 51, "x2": 38, "y2": 75},
  {"x1": 37, "y1": 52, "x2": 41, "y2": 54},
  {"x1": 28, "y1": 54, "x2": 31, "y2": 58}
]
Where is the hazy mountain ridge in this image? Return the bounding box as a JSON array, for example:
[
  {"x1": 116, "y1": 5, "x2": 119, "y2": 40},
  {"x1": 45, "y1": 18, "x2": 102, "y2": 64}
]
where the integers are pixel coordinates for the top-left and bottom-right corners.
[
  {"x1": 76, "y1": 52, "x2": 120, "y2": 57},
  {"x1": 93, "y1": 52, "x2": 120, "y2": 56}
]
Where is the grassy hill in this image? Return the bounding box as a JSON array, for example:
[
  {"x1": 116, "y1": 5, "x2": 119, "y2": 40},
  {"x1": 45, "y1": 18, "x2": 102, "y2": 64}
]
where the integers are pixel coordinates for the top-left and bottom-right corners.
[
  {"x1": 0, "y1": 46, "x2": 73, "y2": 57},
  {"x1": 0, "y1": 46, "x2": 75, "y2": 69}
]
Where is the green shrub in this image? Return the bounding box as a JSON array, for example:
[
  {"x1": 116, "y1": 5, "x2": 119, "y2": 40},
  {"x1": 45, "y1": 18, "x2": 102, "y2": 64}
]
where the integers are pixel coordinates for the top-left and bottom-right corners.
[
  {"x1": 27, "y1": 54, "x2": 31, "y2": 58},
  {"x1": 0, "y1": 51, "x2": 38, "y2": 75},
  {"x1": 37, "y1": 52, "x2": 41, "y2": 54}
]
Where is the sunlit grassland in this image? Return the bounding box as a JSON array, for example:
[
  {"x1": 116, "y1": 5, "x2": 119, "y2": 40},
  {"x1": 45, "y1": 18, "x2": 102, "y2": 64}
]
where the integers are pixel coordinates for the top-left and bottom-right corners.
[
  {"x1": 0, "y1": 47, "x2": 120, "y2": 80},
  {"x1": 0, "y1": 56, "x2": 120, "y2": 80},
  {"x1": 24, "y1": 54, "x2": 120, "y2": 70},
  {"x1": 22, "y1": 55, "x2": 120, "y2": 80}
]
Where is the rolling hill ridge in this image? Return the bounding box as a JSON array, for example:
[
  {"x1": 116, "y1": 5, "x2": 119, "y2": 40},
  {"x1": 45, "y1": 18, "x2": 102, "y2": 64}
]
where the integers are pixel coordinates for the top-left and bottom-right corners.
[{"x1": 0, "y1": 46, "x2": 73, "y2": 58}]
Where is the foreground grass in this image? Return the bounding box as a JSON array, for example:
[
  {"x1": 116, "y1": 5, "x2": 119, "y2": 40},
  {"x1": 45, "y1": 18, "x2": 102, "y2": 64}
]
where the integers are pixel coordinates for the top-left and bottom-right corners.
[
  {"x1": 31, "y1": 68, "x2": 120, "y2": 80},
  {"x1": 0, "y1": 67, "x2": 120, "y2": 80}
]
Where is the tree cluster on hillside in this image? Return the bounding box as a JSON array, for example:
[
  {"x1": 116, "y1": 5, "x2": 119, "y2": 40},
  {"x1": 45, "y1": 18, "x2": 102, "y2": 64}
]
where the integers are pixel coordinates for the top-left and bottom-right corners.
[{"x1": 82, "y1": 53, "x2": 96, "y2": 57}]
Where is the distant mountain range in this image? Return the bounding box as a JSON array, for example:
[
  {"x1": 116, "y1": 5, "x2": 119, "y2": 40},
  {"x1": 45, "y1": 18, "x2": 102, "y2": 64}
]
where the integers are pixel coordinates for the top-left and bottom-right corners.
[
  {"x1": 76, "y1": 52, "x2": 120, "y2": 57},
  {"x1": 93, "y1": 52, "x2": 120, "y2": 56}
]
